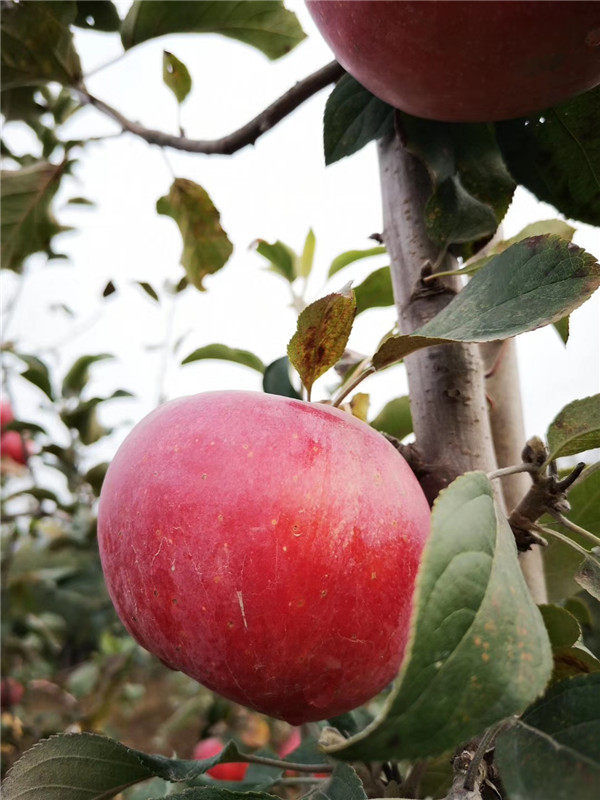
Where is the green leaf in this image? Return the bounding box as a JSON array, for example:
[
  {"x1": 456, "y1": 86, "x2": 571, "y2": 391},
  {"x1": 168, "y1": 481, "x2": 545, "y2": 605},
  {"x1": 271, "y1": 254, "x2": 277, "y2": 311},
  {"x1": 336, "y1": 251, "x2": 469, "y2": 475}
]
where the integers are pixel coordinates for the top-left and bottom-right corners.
[
  {"x1": 17, "y1": 354, "x2": 54, "y2": 400},
  {"x1": 399, "y1": 115, "x2": 515, "y2": 254},
  {"x1": 354, "y1": 266, "x2": 393, "y2": 315},
  {"x1": 1, "y1": 85, "x2": 45, "y2": 124},
  {"x1": 2, "y1": 419, "x2": 46, "y2": 435},
  {"x1": 323, "y1": 472, "x2": 552, "y2": 762},
  {"x1": 181, "y1": 344, "x2": 265, "y2": 373},
  {"x1": 1, "y1": 0, "x2": 82, "y2": 90},
  {"x1": 546, "y1": 395, "x2": 600, "y2": 461},
  {"x1": 459, "y1": 218, "x2": 577, "y2": 277},
  {"x1": 370, "y1": 396, "x2": 413, "y2": 441},
  {"x1": 323, "y1": 74, "x2": 394, "y2": 165},
  {"x1": 121, "y1": 1, "x2": 306, "y2": 59},
  {"x1": 314, "y1": 763, "x2": 367, "y2": 800},
  {"x1": 495, "y1": 674, "x2": 600, "y2": 800},
  {"x1": 74, "y1": 1, "x2": 121, "y2": 32},
  {"x1": 1, "y1": 161, "x2": 70, "y2": 272},
  {"x1": 2, "y1": 733, "x2": 153, "y2": 800},
  {"x1": 554, "y1": 315, "x2": 570, "y2": 345},
  {"x1": 496, "y1": 86, "x2": 600, "y2": 226},
  {"x1": 543, "y1": 467, "x2": 600, "y2": 603},
  {"x1": 62, "y1": 354, "x2": 113, "y2": 397},
  {"x1": 576, "y1": 548, "x2": 600, "y2": 601},
  {"x1": 298, "y1": 228, "x2": 315, "y2": 279},
  {"x1": 163, "y1": 50, "x2": 192, "y2": 105},
  {"x1": 288, "y1": 287, "x2": 356, "y2": 399},
  {"x1": 254, "y1": 239, "x2": 296, "y2": 282},
  {"x1": 136, "y1": 281, "x2": 160, "y2": 302},
  {"x1": 372, "y1": 236, "x2": 600, "y2": 370},
  {"x1": 157, "y1": 179, "x2": 233, "y2": 291},
  {"x1": 328, "y1": 246, "x2": 386, "y2": 278},
  {"x1": 262, "y1": 356, "x2": 301, "y2": 399},
  {"x1": 84, "y1": 462, "x2": 109, "y2": 495},
  {"x1": 538, "y1": 604, "x2": 581, "y2": 649},
  {"x1": 2, "y1": 732, "x2": 247, "y2": 800}
]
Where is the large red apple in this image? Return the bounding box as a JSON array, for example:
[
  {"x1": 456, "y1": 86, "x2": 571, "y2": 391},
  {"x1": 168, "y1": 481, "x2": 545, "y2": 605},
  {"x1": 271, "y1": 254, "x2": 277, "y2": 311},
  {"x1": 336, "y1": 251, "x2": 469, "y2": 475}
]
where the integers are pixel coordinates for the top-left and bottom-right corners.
[
  {"x1": 307, "y1": 1, "x2": 600, "y2": 122},
  {"x1": 98, "y1": 392, "x2": 430, "y2": 724},
  {"x1": 193, "y1": 737, "x2": 248, "y2": 781}
]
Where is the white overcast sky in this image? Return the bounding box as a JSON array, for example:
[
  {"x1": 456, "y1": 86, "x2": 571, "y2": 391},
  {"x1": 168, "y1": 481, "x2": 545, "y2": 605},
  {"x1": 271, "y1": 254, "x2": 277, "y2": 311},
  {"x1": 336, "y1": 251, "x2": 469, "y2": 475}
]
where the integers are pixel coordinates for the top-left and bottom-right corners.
[{"x1": 2, "y1": 0, "x2": 599, "y2": 469}]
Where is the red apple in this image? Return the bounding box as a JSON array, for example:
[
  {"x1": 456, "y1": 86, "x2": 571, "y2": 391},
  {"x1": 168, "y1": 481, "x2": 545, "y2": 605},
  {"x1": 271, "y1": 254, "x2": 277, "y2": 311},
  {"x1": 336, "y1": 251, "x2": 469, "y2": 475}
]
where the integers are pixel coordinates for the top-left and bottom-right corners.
[
  {"x1": 1, "y1": 430, "x2": 31, "y2": 465},
  {"x1": 279, "y1": 728, "x2": 329, "y2": 777},
  {"x1": 0, "y1": 401, "x2": 14, "y2": 430},
  {"x1": 1, "y1": 677, "x2": 24, "y2": 710},
  {"x1": 98, "y1": 391, "x2": 430, "y2": 724},
  {"x1": 193, "y1": 736, "x2": 248, "y2": 781},
  {"x1": 307, "y1": 1, "x2": 600, "y2": 122},
  {"x1": 278, "y1": 727, "x2": 301, "y2": 759}
]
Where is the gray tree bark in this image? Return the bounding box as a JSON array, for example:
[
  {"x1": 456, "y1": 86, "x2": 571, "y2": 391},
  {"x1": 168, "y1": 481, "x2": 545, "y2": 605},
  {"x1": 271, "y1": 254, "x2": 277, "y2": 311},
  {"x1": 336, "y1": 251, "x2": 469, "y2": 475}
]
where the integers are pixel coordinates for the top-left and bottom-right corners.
[{"x1": 377, "y1": 131, "x2": 498, "y2": 500}]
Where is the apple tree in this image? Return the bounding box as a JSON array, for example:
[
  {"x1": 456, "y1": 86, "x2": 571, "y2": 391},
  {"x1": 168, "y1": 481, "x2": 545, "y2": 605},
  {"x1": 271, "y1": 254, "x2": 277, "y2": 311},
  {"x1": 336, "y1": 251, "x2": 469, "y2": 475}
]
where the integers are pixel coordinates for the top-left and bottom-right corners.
[{"x1": 2, "y1": 2, "x2": 600, "y2": 800}]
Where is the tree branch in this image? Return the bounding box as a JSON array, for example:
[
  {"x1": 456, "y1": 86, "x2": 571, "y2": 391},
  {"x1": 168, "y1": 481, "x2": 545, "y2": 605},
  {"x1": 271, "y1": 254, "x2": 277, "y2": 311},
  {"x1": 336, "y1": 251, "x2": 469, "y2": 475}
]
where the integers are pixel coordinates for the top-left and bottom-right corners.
[{"x1": 75, "y1": 61, "x2": 344, "y2": 155}]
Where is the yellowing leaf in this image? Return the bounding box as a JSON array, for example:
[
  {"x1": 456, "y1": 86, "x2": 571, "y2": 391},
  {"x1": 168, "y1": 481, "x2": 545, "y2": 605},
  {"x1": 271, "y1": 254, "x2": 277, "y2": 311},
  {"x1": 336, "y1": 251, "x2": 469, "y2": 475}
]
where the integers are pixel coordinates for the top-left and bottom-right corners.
[{"x1": 157, "y1": 179, "x2": 233, "y2": 291}]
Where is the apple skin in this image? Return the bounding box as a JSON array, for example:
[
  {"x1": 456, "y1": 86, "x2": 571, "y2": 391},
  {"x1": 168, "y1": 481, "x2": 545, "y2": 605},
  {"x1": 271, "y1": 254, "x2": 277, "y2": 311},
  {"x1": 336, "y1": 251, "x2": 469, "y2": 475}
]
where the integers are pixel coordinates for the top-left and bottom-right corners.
[
  {"x1": 1, "y1": 430, "x2": 31, "y2": 465},
  {"x1": 98, "y1": 391, "x2": 430, "y2": 724},
  {"x1": 307, "y1": 1, "x2": 600, "y2": 122},
  {"x1": 193, "y1": 737, "x2": 248, "y2": 781},
  {"x1": 1, "y1": 401, "x2": 14, "y2": 430}
]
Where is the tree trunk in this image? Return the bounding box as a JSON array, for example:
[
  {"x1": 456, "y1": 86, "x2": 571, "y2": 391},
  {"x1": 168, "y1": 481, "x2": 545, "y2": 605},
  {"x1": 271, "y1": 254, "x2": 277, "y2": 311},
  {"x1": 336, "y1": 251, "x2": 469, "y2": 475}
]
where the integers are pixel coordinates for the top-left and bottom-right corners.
[
  {"x1": 482, "y1": 339, "x2": 548, "y2": 602},
  {"x1": 377, "y1": 130, "x2": 498, "y2": 499}
]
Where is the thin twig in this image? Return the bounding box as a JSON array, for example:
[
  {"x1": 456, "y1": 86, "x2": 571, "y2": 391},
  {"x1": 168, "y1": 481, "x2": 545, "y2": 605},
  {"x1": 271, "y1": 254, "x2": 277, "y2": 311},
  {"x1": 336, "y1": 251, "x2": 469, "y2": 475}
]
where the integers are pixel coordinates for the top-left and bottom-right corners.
[
  {"x1": 571, "y1": 460, "x2": 600, "y2": 488},
  {"x1": 331, "y1": 364, "x2": 376, "y2": 408},
  {"x1": 463, "y1": 717, "x2": 515, "y2": 791},
  {"x1": 238, "y1": 750, "x2": 333, "y2": 774},
  {"x1": 533, "y1": 524, "x2": 590, "y2": 558},
  {"x1": 488, "y1": 463, "x2": 537, "y2": 480},
  {"x1": 84, "y1": 51, "x2": 129, "y2": 79},
  {"x1": 74, "y1": 61, "x2": 344, "y2": 155},
  {"x1": 548, "y1": 511, "x2": 600, "y2": 548}
]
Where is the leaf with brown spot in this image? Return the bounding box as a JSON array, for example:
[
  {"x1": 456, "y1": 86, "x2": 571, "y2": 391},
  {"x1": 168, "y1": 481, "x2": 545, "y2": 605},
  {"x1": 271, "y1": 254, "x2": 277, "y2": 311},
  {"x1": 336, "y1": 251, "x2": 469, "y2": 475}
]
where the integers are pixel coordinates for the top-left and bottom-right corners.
[
  {"x1": 287, "y1": 287, "x2": 356, "y2": 399},
  {"x1": 157, "y1": 179, "x2": 233, "y2": 291}
]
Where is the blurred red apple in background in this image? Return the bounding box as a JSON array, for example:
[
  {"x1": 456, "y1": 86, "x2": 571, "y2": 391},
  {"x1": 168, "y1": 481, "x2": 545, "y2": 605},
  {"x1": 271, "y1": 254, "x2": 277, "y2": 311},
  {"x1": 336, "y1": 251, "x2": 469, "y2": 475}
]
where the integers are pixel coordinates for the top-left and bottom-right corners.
[
  {"x1": 193, "y1": 736, "x2": 248, "y2": 781},
  {"x1": 1, "y1": 430, "x2": 32, "y2": 466},
  {"x1": 307, "y1": 1, "x2": 600, "y2": 121},
  {"x1": 98, "y1": 392, "x2": 430, "y2": 723},
  {"x1": 1, "y1": 400, "x2": 14, "y2": 430},
  {"x1": 1, "y1": 677, "x2": 24, "y2": 710}
]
